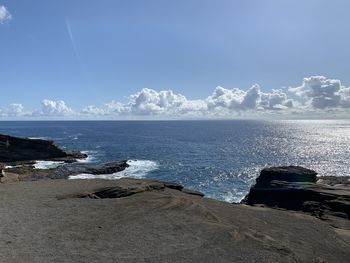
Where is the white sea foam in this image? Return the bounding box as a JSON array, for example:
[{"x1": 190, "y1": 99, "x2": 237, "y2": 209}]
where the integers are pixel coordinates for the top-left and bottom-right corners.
[
  {"x1": 69, "y1": 133, "x2": 81, "y2": 140},
  {"x1": 222, "y1": 190, "x2": 246, "y2": 203},
  {"x1": 69, "y1": 160, "x2": 159, "y2": 180},
  {"x1": 28, "y1": 137, "x2": 50, "y2": 140},
  {"x1": 77, "y1": 150, "x2": 98, "y2": 163},
  {"x1": 33, "y1": 161, "x2": 65, "y2": 169},
  {"x1": 4, "y1": 165, "x2": 23, "y2": 169}
]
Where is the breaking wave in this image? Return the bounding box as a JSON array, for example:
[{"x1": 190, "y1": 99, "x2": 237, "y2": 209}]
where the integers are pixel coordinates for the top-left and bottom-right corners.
[
  {"x1": 33, "y1": 161, "x2": 65, "y2": 169},
  {"x1": 69, "y1": 160, "x2": 159, "y2": 180}
]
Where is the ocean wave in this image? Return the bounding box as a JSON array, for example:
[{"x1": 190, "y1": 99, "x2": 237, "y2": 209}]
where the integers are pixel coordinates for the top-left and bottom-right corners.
[
  {"x1": 69, "y1": 133, "x2": 82, "y2": 140},
  {"x1": 28, "y1": 136, "x2": 51, "y2": 140},
  {"x1": 33, "y1": 161, "x2": 65, "y2": 169},
  {"x1": 221, "y1": 189, "x2": 247, "y2": 203},
  {"x1": 77, "y1": 150, "x2": 99, "y2": 163},
  {"x1": 69, "y1": 160, "x2": 159, "y2": 180},
  {"x1": 4, "y1": 165, "x2": 23, "y2": 169}
]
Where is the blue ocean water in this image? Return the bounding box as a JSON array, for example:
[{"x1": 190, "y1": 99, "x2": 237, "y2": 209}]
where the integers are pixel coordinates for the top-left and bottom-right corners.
[{"x1": 0, "y1": 120, "x2": 349, "y2": 202}]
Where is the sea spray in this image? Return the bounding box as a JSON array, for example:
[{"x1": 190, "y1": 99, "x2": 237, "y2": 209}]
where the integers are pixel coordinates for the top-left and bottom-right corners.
[{"x1": 69, "y1": 160, "x2": 159, "y2": 180}]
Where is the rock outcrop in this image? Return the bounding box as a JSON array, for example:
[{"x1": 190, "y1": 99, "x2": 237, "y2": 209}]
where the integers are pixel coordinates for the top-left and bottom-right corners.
[
  {"x1": 0, "y1": 134, "x2": 132, "y2": 183},
  {"x1": 2, "y1": 160, "x2": 129, "y2": 181},
  {"x1": 242, "y1": 166, "x2": 350, "y2": 228},
  {"x1": 0, "y1": 134, "x2": 86, "y2": 164},
  {"x1": 60, "y1": 178, "x2": 204, "y2": 199},
  {"x1": 255, "y1": 166, "x2": 317, "y2": 184}
]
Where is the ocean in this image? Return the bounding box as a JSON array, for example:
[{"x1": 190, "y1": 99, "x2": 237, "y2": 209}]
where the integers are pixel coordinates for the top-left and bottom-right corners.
[{"x1": 0, "y1": 120, "x2": 349, "y2": 202}]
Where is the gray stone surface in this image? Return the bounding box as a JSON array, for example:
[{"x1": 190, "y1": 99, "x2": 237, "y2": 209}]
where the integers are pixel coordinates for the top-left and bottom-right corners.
[{"x1": 0, "y1": 178, "x2": 349, "y2": 262}]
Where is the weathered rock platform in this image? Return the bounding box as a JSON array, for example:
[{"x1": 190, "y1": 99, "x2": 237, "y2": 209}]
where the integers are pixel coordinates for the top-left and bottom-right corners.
[{"x1": 0, "y1": 178, "x2": 349, "y2": 262}]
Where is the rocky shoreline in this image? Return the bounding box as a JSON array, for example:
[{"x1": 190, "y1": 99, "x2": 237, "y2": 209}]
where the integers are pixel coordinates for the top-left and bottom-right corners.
[
  {"x1": 2, "y1": 160, "x2": 129, "y2": 182},
  {"x1": 0, "y1": 134, "x2": 349, "y2": 262},
  {"x1": 242, "y1": 166, "x2": 350, "y2": 232},
  {"x1": 0, "y1": 134, "x2": 129, "y2": 183},
  {"x1": 0, "y1": 134, "x2": 87, "y2": 164}
]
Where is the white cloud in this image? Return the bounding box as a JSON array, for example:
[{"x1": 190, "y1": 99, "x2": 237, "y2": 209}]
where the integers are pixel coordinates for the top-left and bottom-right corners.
[
  {"x1": 0, "y1": 5, "x2": 12, "y2": 24},
  {"x1": 81, "y1": 105, "x2": 106, "y2": 116},
  {"x1": 1, "y1": 76, "x2": 350, "y2": 119},
  {"x1": 128, "y1": 88, "x2": 185, "y2": 115},
  {"x1": 39, "y1": 99, "x2": 74, "y2": 116},
  {"x1": 260, "y1": 89, "x2": 295, "y2": 110},
  {"x1": 7, "y1": 103, "x2": 24, "y2": 116},
  {"x1": 126, "y1": 88, "x2": 206, "y2": 116},
  {"x1": 206, "y1": 85, "x2": 294, "y2": 113},
  {"x1": 0, "y1": 103, "x2": 25, "y2": 117},
  {"x1": 81, "y1": 101, "x2": 126, "y2": 116},
  {"x1": 81, "y1": 89, "x2": 208, "y2": 118},
  {"x1": 289, "y1": 76, "x2": 350, "y2": 109},
  {"x1": 207, "y1": 86, "x2": 245, "y2": 110},
  {"x1": 241, "y1": 84, "x2": 260, "y2": 109},
  {"x1": 338, "y1": 87, "x2": 350, "y2": 108}
]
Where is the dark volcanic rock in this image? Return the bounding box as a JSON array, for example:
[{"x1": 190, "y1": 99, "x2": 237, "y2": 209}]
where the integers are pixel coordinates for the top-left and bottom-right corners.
[
  {"x1": 256, "y1": 166, "x2": 317, "y2": 184},
  {"x1": 317, "y1": 176, "x2": 350, "y2": 186},
  {"x1": 0, "y1": 134, "x2": 87, "y2": 163},
  {"x1": 55, "y1": 160, "x2": 129, "y2": 177},
  {"x1": 4, "y1": 160, "x2": 129, "y2": 181},
  {"x1": 0, "y1": 134, "x2": 129, "y2": 183},
  {"x1": 242, "y1": 166, "x2": 350, "y2": 226}
]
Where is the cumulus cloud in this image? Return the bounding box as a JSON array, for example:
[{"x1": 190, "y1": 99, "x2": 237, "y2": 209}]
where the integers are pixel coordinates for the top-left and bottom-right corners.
[
  {"x1": 0, "y1": 104, "x2": 25, "y2": 117},
  {"x1": 289, "y1": 76, "x2": 350, "y2": 109},
  {"x1": 39, "y1": 99, "x2": 74, "y2": 116},
  {"x1": 0, "y1": 5, "x2": 12, "y2": 24},
  {"x1": 7, "y1": 103, "x2": 24, "y2": 116},
  {"x1": 83, "y1": 85, "x2": 295, "y2": 118},
  {"x1": 81, "y1": 89, "x2": 208, "y2": 118},
  {"x1": 1, "y1": 76, "x2": 350, "y2": 119},
  {"x1": 81, "y1": 101, "x2": 126, "y2": 116},
  {"x1": 206, "y1": 85, "x2": 294, "y2": 113},
  {"x1": 128, "y1": 88, "x2": 184, "y2": 115},
  {"x1": 260, "y1": 89, "x2": 295, "y2": 110},
  {"x1": 127, "y1": 88, "x2": 207, "y2": 116},
  {"x1": 207, "y1": 86, "x2": 246, "y2": 110},
  {"x1": 338, "y1": 87, "x2": 350, "y2": 108}
]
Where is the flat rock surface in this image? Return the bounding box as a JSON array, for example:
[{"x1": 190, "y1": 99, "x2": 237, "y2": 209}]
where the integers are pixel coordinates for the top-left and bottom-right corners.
[
  {"x1": 257, "y1": 166, "x2": 318, "y2": 184},
  {"x1": 0, "y1": 178, "x2": 349, "y2": 263}
]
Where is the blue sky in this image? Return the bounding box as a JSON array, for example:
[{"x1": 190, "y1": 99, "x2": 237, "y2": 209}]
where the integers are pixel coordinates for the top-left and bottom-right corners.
[{"x1": 1, "y1": 0, "x2": 350, "y2": 119}]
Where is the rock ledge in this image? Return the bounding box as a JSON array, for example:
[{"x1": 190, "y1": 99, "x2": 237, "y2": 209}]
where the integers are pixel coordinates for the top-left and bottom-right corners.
[{"x1": 242, "y1": 166, "x2": 350, "y2": 228}]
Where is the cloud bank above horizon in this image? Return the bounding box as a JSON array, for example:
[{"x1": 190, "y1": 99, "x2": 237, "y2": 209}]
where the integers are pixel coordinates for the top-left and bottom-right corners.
[{"x1": 1, "y1": 76, "x2": 350, "y2": 120}]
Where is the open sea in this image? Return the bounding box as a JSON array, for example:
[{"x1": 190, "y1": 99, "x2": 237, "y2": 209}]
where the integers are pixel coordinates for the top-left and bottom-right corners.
[{"x1": 0, "y1": 120, "x2": 349, "y2": 202}]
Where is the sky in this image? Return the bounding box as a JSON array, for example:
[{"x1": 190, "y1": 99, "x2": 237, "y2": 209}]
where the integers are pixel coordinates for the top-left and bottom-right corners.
[{"x1": 1, "y1": 0, "x2": 350, "y2": 119}]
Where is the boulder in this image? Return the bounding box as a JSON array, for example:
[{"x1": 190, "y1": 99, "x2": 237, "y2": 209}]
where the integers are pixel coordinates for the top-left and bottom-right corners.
[
  {"x1": 242, "y1": 166, "x2": 350, "y2": 225},
  {"x1": 256, "y1": 166, "x2": 317, "y2": 184}
]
